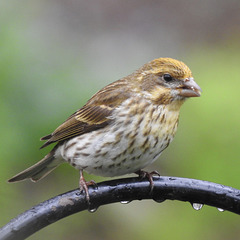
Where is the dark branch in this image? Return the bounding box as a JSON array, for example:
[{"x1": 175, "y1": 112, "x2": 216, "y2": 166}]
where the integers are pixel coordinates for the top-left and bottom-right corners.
[{"x1": 1, "y1": 176, "x2": 240, "y2": 240}]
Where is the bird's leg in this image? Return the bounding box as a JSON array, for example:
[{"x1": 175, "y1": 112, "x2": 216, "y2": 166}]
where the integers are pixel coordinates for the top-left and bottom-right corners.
[
  {"x1": 79, "y1": 170, "x2": 96, "y2": 204},
  {"x1": 135, "y1": 170, "x2": 160, "y2": 194}
]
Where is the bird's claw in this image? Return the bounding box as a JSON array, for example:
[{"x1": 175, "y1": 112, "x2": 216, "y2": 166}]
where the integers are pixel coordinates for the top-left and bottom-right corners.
[
  {"x1": 135, "y1": 170, "x2": 160, "y2": 194},
  {"x1": 79, "y1": 170, "x2": 97, "y2": 204}
]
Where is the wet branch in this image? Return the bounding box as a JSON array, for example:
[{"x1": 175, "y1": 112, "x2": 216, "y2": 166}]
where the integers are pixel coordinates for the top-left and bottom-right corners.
[{"x1": 1, "y1": 176, "x2": 240, "y2": 240}]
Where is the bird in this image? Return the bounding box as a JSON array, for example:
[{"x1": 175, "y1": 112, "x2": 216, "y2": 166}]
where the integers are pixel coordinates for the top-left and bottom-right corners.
[{"x1": 8, "y1": 57, "x2": 202, "y2": 201}]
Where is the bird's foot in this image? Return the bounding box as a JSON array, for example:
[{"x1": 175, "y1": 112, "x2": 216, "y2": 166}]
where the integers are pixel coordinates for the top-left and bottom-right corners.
[
  {"x1": 79, "y1": 170, "x2": 97, "y2": 204},
  {"x1": 135, "y1": 170, "x2": 160, "y2": 194}
]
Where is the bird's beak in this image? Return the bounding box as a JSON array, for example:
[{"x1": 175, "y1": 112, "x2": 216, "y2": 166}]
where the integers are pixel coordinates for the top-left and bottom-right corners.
[{"x1": 178, "y1": 77, "x2": 202, "y2": 97}]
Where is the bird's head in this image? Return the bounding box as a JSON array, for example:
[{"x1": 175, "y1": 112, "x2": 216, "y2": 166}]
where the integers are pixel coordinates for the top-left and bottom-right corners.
[{"x1": 133, "y1": 58, "x2": 202, "y2": 106}]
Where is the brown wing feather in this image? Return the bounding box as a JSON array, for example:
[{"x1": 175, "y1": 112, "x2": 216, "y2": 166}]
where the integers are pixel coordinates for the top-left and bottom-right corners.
[
  {"x1": 40, "y1": 105, "x2": 113, "y2": 149},
  {"x1": 40, "y1": 79, "x2": 130, "y2": 149}
]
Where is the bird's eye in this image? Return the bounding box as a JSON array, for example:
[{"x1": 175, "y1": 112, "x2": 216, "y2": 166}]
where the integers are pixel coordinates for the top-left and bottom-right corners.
[{"x1": 163, "y1": 74, "x2": 173, "y2": 82}]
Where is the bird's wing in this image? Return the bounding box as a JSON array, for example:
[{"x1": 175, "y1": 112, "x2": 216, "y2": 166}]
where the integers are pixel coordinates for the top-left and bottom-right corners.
[{"x1": 40, "y1": 79, "x2": 130, "y2": 149}]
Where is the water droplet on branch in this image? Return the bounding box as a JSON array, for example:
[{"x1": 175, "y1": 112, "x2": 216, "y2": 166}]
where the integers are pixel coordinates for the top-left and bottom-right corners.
[
  {"x1": 88, "y1": 207, "x2": 98, "y2": 213},
  {"x1": 120, "y1": 200, "x2": 131, "y2": 204},
  {"x1": 192, "y1": 203, "x2": 203, "y2": 211},
  {"x1": 153, "y1": 198, "x2": 166, "y2": 203}
]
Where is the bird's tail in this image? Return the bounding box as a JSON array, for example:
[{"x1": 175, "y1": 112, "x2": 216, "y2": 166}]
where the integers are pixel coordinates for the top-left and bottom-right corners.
[{"x1": 8, "y1": 149, "x2": 63, "y2": 183}]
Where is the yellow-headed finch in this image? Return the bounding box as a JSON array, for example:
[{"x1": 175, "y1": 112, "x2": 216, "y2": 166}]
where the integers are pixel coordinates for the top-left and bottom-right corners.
[{"x1": 8, "y1": 58, "x2": 201, "y2": 200}]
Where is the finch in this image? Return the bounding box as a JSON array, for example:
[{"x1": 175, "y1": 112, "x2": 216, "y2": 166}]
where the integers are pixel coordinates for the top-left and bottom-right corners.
[{"x1": 8, "y1": 58, "x2": 201, "y2": 200}]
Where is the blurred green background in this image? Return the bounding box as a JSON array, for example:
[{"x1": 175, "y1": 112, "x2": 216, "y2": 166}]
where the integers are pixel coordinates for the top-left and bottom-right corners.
[{"x1": 1, "y1": 1, "x2": 240, "y2": 239}]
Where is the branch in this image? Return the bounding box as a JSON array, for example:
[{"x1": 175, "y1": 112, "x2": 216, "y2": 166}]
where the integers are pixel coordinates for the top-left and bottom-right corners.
[{"x1": 1, "y1": 176, "x2": 240, "y2": 240}]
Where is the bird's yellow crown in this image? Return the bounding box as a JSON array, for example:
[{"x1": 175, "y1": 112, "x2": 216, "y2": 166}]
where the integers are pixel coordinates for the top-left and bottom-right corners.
[{"x1": 141, "y1": 57, "x2": 193, "y2": 80}]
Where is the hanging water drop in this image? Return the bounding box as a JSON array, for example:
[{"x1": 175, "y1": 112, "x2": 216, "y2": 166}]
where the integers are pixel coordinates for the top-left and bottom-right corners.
[
  {"x1": 153, "y1": 198, "x2": 165, "y2": 203},
  {"x1": 88, "y1": 207, "x2": 98, "y2": 213},
  {"x1": 192, "y1": 203, "x2": 203, "y2": 211},
  {"x1": 120, "y1": 200, "x2": 131, "y2": 204}
]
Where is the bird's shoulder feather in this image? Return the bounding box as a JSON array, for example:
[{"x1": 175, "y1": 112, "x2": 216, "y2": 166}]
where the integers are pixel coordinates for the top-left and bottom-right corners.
[{"x1": 40, "y1": 79, "x2": 130, "y2": 148}]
